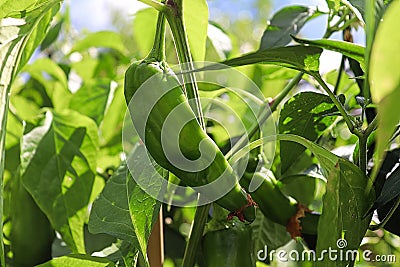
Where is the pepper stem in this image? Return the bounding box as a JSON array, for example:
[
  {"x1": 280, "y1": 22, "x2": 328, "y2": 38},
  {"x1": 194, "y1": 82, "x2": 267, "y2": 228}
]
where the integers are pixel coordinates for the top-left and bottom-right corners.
[
  {"x1": 146, "y1": 12, "x2": 166, "y2": 62},
  {"x1": 164, "y1": 2, "x2": 205, "y2": 129}
]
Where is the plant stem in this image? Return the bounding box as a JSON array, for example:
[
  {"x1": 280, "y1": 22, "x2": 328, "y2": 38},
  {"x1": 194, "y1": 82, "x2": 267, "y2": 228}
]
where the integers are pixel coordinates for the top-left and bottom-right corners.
[
  {"x1": 226, "y1": 72, "x2": 304, "y2": 160},
  {"x1": 181, "y1": 203, "x2": 210, "y2": 267},
  {"x1": 364, "y1": 116, "x2": 378, "y2": 137},
  {"x1": 164, "y1": 3, "x2": 205, "y2": 128},
  {"x1": 147, "y1": 12, "x2": 166, "y2": 62},
  {"x1": 364, "y1": 0, "x2": 376, "y2": 101},
  {"x1": 333, "y1": 56, "x2": 345, "y2": 94},
  {"x1": 312, "y1": 73, "x2": 362, "y2": 137},
  {"x1": 358, "y1": 117, "x2": 377, "y2": 175},
  {"x1": 163, "y1": 2, "x2": 208, "y2": 267},
  {"x1": 358, "y1": 135, "x2": 368, "y2": 174}
]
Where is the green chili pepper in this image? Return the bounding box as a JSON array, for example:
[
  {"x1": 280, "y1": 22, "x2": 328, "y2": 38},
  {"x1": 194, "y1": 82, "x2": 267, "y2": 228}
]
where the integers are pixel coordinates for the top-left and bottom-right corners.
[
  {"x1": 124, "y1": 13, "x2": 255, "y2": 222},
  {"x1": 241, "y1": 170, "x2": 319, "y2": 237},
  {"x1": 245, "y1": 128, "x2": 263, "y2": 173},
  {"x1": 11, "y1": 175, "x2": 55, "y2": 266},
  {"x1": 202, "y1": 222, "x2": 255, "y2": 267},
  {"x1": 241, "y1": 171, "x2": 297, "y2": 226}
]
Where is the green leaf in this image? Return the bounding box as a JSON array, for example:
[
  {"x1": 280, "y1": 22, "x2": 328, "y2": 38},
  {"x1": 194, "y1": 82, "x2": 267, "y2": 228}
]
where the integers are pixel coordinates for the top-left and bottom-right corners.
[
  {"x1": 10, "y1": 94, "x2": 41, "y2": 122},
  {"x1": 369, "y1": 0, "x2": 400, "y2": 177},
  {"x1": 0, "y1": 1, "x2": 61, "y2": 264},
  {"x1": 280, "y1": 174, "x2": 321, "y2": 206},
  {"x1": 69, "y1": 79, "x2": 116, "y2": 125},
  {"x1": 24, "y1": 57, "x2": 68, "y2": 87},
  {"x1": 88, "y1": 163, "x2": 138, "y2": 243},
  {"x1": 349, "y1": 0, "x2": 366, "y2": 19},
  {"x1": 251, "y1": 209, "x2": 291, "y2": 259},
  {"x1": 293, "y1": 36, "x2": 366, "y2": 70},
  {"x1": 276, "y1": 134, "x2": 374, "y2": 252},
  {"x1": 126, "y1": 144, "x2": 165, "y2": 266},
  {"x1": 89, "y1": 144, "x2": 165, "y2": 267},
  {"x1": 36, "y1": 254, "x2": 115, "y2": 267},
  {"x1": 326, "y1": 0, "x2": 341, "y2": 12},
  {"x1": 206, "y1": 22, "x2": 232, "y2": 60},
  {"x1": 99, "y1": 86, "x2": 127, "y2": 147},
  {"x1": 369, "y1": 149, "x2": 400, "y2": 211},
  {"x1": 279, "y1": 92, "x2": 338, "y2": 173},
  {"x1": 96, "y1": 241, "x2": 139, "y2": 267},
  {"x1": 349, "y1": 0, "x2": 391, "y2": 21},
  {"x1": 23, "y1": 57, "x2": 71, "y2": 109},
  {"x1": 71, "y1": 31, "x2": 127, "y2": 55},
  {"x1": 21, "y1": 110, "x2": 99, "y2": 253},
  {"x1": 0, "y1": 0, "x2": 35, "y2": 18},
  {"x1": 40, "y1": 18, "x2": 63, "y2": 51},
  {"x1": 133, "y1": 8, "x2": 158, "y2": 58},
  {"x1": 198, "y1": 45, "x2": 322, "y2": 74},
  {"x1": 260, "y1": 6, "x2": 323, "y2": 49},
  {"x1": 275, "y1": 134, "x2": 338, "y2": 173},
  {"x1": 183, "y1": 0, "x2": 208, "y2": 61},
  {"x1": 274, "y1": 135, "x2": 374, "y2": 264},
  {"x1": 315, "y1": 159, "x2": 374, "y2": 267}
]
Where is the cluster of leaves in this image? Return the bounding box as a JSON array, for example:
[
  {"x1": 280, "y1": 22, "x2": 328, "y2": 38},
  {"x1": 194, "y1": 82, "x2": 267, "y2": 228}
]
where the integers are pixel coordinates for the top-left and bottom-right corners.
[{"x1": 1, "y1": 0, "x2": 400, "y2": 267}]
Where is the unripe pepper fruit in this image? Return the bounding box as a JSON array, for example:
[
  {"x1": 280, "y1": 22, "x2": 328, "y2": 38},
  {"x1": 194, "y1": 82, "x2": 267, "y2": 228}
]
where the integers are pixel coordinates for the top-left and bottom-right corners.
[
  {"x1": 202, "y1": 221, "x2": 255, "y2": 267},
  {"x1": 124, "y1": 12, "x2": 255, "y2": 222}
]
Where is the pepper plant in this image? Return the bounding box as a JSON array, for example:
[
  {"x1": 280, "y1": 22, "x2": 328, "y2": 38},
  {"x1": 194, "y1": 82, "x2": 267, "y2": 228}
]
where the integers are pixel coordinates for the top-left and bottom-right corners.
[{"x1": 1, "y1": 0, "x2": 400, "y2": 266}]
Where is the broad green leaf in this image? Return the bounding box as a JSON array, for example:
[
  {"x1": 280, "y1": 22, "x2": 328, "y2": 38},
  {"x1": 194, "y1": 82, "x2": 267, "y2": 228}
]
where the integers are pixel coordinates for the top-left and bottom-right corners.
[
  {"x1": 94, "y1": 241, "x2": 139, "y2": 267},
  {"x1": 23, "y1": 57, "x2": 68, "y2": 88},
  {"x1": 273, "y1": 134, "x2": 338, "y2": 173},
  {"x1": 349, "y1": 0, "x2": 366, "y2": 19},
  {"x1": 71, "y1": 31, "x2": 127, "y2": 55},
  {"x1": 0, "y1": 1, "x2": 61, "y2": 264},
  {"x1": 275, "y1": 135, "x2": 373, "y2": 265},
  {"x1": 315, "y1": 159, "x2": 374, "y2": 267},
  {"x1": 207, "y1": 22, "x2": 232, "y2": 60},
  {"x1": 349, "y1": 0, "x2": 392, "y2": 20},
  {"x1": 183, "y1": 0, "x2": 208, "y2": 61},
  {"x1": 23, "y1": 57, "x2": 71, "y2": 109},
  {"x1": 280, "y1": 174, "x2": 320, "y2": 206},
  {"x1": 10, "y1": 94, "x2": 41, "y2": 122},
  {"x1": 198, "y1": 45, "x2": 322, "y2": 75},
  {"x1": 364, "y1": 0, "x2": 392, "y2": 99},
  {"x1": 368, "y1": 149, "x2": 400, "y2": 212},
  {"x1": 21, "y1": 110, "x2": 99, "y2": 253},
  {"x1": 133, "y1": 8, "x2": 157, "y2": 58},
  {"x1": 0, "y1": 1, "x2": 35, "y2": 18},
  {"x1": 371, "y1": 166, "x2": 400, "y2": 210},
  {"x1": 89, "y1": 143, "x2": 165, "y2": 267},
  {"x1": 126, "y1": 143, "x2": 165, "y2": 267},
  {"x1": 369, "y1": 0, "x2": 400, "y2": 177},
  {"x1": 69, "y1": 79, "x2": 116, "y2": 125},
  {"x1": 279, "y1": 92, "x2": 338, "y2": 173},
  {"x1": 292, "y1": 36, "x2": 366, "y2": 70},
  {"x1": 37, "y1": 254, "x2": 114, "y2": 267},
  {"x1": 260, "y1": 6, "x2": 323, "y2": 49},
  {"x1": 40, "y1": 18, "x2": 63, "y2": 51},
  {"x1": 88, "y1": 164, "x2": 139, "y2": 244},
  {"x1": 5, "y1": 110, "x2": 23, "y2": 150},
  {"x1": 99, "y1": 86, "x2": 127, "y2": 147},
  {"x1": 251, "y1": 209, "x2": 291, "y2": 259},
  {"x1": 71, "y1": 55, "x2": 98, "y2": 82}
]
